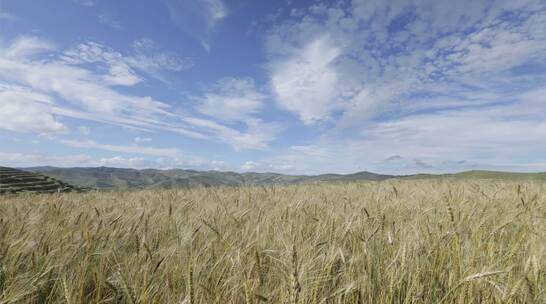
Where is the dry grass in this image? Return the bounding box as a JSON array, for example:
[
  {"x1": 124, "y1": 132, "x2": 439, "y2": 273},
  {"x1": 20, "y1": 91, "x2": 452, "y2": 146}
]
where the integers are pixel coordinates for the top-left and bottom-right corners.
[{"x1": 0, "y1": 179, "x2": 544, "y2": 303}]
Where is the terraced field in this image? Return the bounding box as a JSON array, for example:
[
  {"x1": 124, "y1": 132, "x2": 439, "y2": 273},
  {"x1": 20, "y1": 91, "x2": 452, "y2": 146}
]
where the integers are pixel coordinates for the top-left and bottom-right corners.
[{"x1": 0, "y1": 166, "x2": 87, "y2": 194}]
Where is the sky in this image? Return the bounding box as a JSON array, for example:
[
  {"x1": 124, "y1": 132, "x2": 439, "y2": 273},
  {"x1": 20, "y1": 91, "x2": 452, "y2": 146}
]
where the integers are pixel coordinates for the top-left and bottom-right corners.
[{"x1": 0, "y1": 0, "x2": 545, "y2": 175}]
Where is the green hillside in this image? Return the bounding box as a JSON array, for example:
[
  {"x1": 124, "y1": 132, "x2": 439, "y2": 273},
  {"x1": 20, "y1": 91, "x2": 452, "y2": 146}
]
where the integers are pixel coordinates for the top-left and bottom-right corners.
[
  {"x1": 26, "y1": 166, "x2": 392, "y2": 190},
  {"x1": 22, "y1": 166, "x2": 546, "y2": 191},
  {"x1": 449, "y1": 170, "x2": 546, "y2": 180},
  {"x1": 0, "y1": 166, "x2": 88, "y2": 194}
]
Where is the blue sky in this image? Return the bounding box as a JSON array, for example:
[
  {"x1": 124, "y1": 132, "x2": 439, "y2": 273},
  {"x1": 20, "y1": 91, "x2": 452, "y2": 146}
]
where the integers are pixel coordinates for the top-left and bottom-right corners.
[{"x1": 0, "y1": 0, "x2": 545, "y2": 174}]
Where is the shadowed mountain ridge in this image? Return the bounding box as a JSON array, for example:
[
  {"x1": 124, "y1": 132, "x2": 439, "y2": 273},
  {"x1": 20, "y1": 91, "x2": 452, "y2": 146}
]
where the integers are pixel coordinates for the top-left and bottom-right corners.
[{"x1": 19, "y1": 166, "x2": 546, "y2": 190}]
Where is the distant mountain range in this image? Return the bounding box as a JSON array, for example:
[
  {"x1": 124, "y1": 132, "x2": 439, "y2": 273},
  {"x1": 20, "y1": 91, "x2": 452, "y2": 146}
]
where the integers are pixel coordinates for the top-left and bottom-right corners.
[{"x1": 22, "y1": 166, "x2": 546, "y2": 190}]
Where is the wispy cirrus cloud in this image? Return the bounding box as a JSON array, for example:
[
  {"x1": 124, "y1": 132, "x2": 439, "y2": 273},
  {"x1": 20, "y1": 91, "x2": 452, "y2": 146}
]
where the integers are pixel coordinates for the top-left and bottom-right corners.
[
  {"x1": 61, "y1": 39, "x2": 193, "y2": 85},
  {"x1": 262, "y1": 90, "x2": 546, "y2": 174},
  {"x1": 129, "y1": 38, "x2": 194, "y2": 73},
  {"x1": 0, "y1": 151, "x2": 228, "y2": 170},
  {"x1": 4, "y1": 36, "x2": 56, "y2": 58},
  {"x1": 0, "y1": 35, "x2": 278, "y2": 153},
  {"x1": 181, "y1": 116, "x2": 278, "y2": 150},
  {"x1": 134, "y1": 137, "x2": 152, "y2": 143},
  {"x1": 194, "y1": 77, "x2": 266, "y2": 122},
  {"x1": 59, "y1": 139, "x2": 182, "y2": 157},
  {"x1": 266, "y1": 0, "x2": 546, "y2": 129},
  {"x1": 2, "y1": 0, "x2": 546, "y2": 174},
  {"x1": 164, "y1": 0, "x2": 228, "y2": 50},
  {"x1": 72, "y1": 0, "x2": 95, "y2": 7},
  {"x1": 251, "y1": 0, "x2": 546, "y2": 173},
  {"x1": 203, "y1": 0, "x2": 228, "y2": 29}
]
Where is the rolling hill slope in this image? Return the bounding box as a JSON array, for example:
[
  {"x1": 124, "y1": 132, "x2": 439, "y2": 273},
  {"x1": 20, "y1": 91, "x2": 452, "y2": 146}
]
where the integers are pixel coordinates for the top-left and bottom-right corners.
[
  {"x1": 0, "y1": 166, "x2": 87, "y2": 194},
  {"x1": 21, "y1": 167, "x2": 546, "y2": 191},
  {"x1": 448, "y1": 170, "x2": 546, "y2": 180},
  {"x1": 26, "y1": 166, "x2": 394, "y2": 190}
]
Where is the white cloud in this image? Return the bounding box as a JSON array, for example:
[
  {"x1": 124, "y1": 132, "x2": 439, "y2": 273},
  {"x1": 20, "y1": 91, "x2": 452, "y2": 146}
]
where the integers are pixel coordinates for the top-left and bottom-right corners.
[
  {"x1": 195, "y1": 77, "x2": 266, "y2": 122},
  {"x1": 271, "y1": 35, "x2": 341, "y2": 124},
  {"x1": 134, "y1": 136, "x2": 152, "y2": 143},
  {"x1": 434, "y1": 17, "x2": 546, "y2": 76},
  {"x1": 0, "y1": 152, "x2": 228, "y2": 170},
  {"x1": 0, "y1": 54, "x2": 160, "y2": 115},
  {"x1": 61, "y1": 41, "x2": 142, "y2": 86},
  {"x1": 164, "y1": 0, "x2": 229, "y2": 50},
  {"x1": 95, "y1": 156, "x2": 146, "y2": 167},
  {"x1": 4, "y1": 36, "x2": 56, "y2": 58},
  {"x1": 290, "y1": 145, "x2": 331, "y2": 158},
  {"x1": 189, "y1": 76, "x2": 279, "y2": 150},
  {"x1": 353, "y1": 108, "x2": 546, "y2": 172},
  {"x1": 266, "y1": 95, "x2": 546, "y2": 174},
  {"x1": 0, "y1": 36, "x2": 272, "y2": 150},
  {"x1": 59, "y1": 139, "x2": 182, "y2": 157},
  {"x1": 72, "y1": 0, "x2": 95, "y2": 7},
  {"x1": 3, "y1": 1, "x2": 546, "y2": 174},
  {"x1": 182, "y1": 117, "x2": 279, "y2": 150},
  {"x1": 257, "y1": 0, "x2": 546, "y2": 173},
  {"x1": 204, "y1": 0, "x2": 228, "y2": 29},
  {"x1": 240, "y1": 161, "x2": 258, "y2": 171},
  {"x1": 62, "y1": 40, "x2": 193, "y2": 85},
  {"x1": 128, "y1": 38, "x2": 193, "y2": 73},
  {"x1": 228, "y1": 118, "x2": 279, "y2": 150},
  {"x1": 268, "y1": 163, "x2": 294, "y2": 171},
  {"x1": 266, "y1": 0, "x2": 546, "y2": 130},
  {"x1": 0, "y1": 152, "x2": 94, "y2": 167},
  {"x1": 0, "y1": 85, "x2": 65, "y2": 134}
]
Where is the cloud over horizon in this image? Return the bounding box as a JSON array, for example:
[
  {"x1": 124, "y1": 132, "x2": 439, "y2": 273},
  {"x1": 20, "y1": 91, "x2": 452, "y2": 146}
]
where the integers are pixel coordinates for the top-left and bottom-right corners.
[{"x1": 0, "y1": 0, "x2": 545, "y2": 174}]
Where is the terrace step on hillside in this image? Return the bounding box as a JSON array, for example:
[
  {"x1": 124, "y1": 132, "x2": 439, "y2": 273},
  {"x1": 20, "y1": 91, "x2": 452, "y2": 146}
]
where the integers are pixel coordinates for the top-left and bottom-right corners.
[{"x1": 0, "y1": 166, "x2": 88, "y2": 194}]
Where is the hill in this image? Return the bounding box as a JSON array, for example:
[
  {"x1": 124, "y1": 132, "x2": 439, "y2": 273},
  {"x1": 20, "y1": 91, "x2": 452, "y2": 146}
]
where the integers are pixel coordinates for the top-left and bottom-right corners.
[
  {"x1": 26, "y1": 166, "x2": 394, "y2": 190},
  {"x1": 21, "y1": 167, "x2": 546, "y2": 190},
  {"x1": 448, "y1": 170, "x2": 546, "y2": 180},
  {"x1": 0, "y1": 166, "x2": 87, "y2": 194}
]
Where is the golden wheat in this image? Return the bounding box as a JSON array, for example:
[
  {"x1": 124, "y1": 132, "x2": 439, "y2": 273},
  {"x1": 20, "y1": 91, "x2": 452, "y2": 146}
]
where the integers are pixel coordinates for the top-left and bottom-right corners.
[{"x1": 0, "y1": 179, "x2": 544, "y2": 303}]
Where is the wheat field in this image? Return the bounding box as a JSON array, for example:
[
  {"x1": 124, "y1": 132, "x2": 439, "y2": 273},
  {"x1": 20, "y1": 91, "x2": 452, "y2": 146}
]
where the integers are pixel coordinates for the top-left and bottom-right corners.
[{"x1": 0, "y1": 179, "x2": 544, "y2": 303}]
